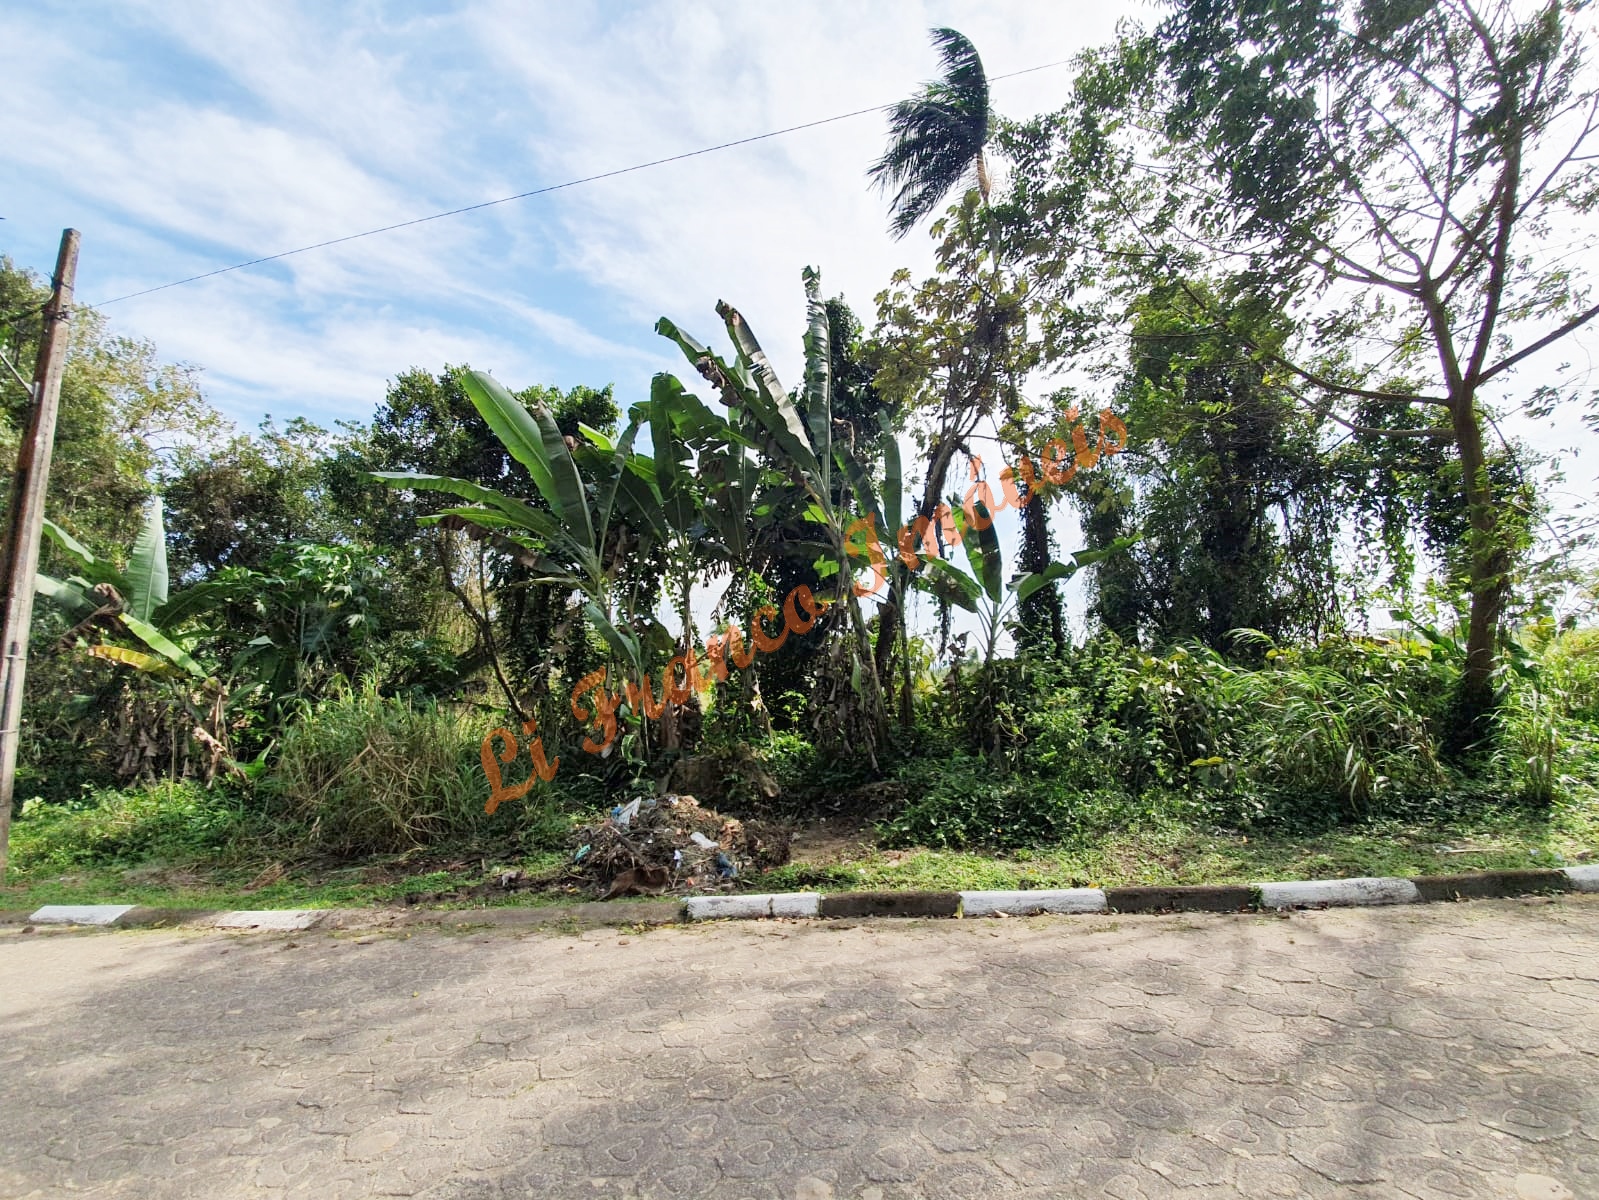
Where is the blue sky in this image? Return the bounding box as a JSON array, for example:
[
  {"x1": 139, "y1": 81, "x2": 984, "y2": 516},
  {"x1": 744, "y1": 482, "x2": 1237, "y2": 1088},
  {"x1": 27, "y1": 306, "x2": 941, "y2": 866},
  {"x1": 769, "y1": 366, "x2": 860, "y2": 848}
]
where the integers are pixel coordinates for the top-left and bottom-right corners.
[{"x1": 0, "y1": 1, "x2": 1125, "y2": 430}]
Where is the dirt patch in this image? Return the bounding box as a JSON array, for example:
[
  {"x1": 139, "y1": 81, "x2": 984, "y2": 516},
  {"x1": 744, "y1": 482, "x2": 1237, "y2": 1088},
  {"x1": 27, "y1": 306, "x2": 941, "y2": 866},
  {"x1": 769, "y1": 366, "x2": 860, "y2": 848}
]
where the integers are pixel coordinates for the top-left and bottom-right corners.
[{"x1": 789, "y1": 820, "x2": 877, "y2": 866}]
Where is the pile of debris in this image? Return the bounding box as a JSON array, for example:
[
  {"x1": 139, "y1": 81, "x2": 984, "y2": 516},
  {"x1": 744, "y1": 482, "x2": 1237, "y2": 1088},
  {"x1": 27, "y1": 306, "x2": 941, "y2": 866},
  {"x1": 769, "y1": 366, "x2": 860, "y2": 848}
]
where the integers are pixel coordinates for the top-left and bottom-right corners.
[{"x1": 570, "y1": 794, "x2": 791, "y2": 898}]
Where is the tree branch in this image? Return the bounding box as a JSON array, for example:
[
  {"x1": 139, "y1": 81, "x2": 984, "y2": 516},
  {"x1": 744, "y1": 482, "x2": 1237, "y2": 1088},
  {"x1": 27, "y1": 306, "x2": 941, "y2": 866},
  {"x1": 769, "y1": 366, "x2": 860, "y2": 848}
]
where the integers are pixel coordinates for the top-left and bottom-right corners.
[{"x1": 1476, "y1": 299, "x2": 1599, "y2": 386}]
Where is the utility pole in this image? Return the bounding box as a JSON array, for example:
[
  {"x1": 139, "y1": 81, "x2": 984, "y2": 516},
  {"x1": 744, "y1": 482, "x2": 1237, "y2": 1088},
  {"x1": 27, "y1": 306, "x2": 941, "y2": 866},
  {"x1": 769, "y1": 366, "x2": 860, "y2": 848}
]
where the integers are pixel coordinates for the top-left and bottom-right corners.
[{"x1": 0, "y1": 229, "x2": 79, "y2": 877}]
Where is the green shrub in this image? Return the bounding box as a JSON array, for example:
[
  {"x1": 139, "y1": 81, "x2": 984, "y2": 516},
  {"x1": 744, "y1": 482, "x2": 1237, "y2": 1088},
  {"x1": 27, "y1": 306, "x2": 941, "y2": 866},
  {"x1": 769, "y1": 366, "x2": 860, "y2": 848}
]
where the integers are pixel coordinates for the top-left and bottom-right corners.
[
  {"x1": 880, "y1": 754, "x2": 1136, "y2": 849},
  {"x1": 264, "y1": 682, "x2": 567, "y2": 855},
  {"x1": 11, "y1": 780, "x2": 254, "y2": 872}
]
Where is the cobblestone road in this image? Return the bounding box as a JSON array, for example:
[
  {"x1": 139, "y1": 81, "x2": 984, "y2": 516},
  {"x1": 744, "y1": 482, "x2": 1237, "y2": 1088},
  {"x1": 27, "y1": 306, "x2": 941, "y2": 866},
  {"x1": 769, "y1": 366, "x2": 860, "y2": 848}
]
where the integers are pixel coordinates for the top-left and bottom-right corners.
[{"x1": 4, "y1": 896, "x2": 1598, "y2": 1199}]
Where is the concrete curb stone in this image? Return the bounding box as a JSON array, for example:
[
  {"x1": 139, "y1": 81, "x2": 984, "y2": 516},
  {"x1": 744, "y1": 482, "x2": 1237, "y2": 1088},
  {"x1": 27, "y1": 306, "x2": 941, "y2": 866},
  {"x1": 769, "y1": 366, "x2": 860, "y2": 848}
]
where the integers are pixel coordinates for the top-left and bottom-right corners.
[
  {"x1": 685, "y1": 893, "x2": 823, "y2": 921},
  {"x1": 817, "y1": 891, "x2": 961, "y2": 919},
  {"x1": 1105, "y1": 885, "x2": 1256, "y2": 913},
  {"x1": 1564, "y1": 865, "x2": 1599, "y2": 892},
  {"x1": 1258, "y1": 876, "x2": 1421, "y2": 909},
  {"x1": 29, "y1": 904, "x2": 135, "y2": 926},
  {"x1": 211, "y1": 910, "x2": 325, "y2": 931}
]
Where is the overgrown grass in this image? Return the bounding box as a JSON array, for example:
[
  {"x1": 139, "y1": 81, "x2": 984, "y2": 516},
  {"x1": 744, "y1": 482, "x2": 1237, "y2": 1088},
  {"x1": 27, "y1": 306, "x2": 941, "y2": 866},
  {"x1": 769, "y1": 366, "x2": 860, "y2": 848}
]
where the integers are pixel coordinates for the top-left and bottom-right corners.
[
  {"x1": 7, "y1": 631, "x2": 1595, "y2": 910},
  {"x1": 264, "y1": 681, "x2": 574, "y2": 854}
]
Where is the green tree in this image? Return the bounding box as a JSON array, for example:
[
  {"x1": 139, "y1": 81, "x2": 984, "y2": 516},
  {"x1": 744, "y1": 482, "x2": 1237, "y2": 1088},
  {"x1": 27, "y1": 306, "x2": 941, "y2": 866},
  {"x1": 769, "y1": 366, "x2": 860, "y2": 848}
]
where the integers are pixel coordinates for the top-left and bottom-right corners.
[
  {"x1": 1029, "y1": 0, "x2": 1599, "y2": 738},
  {"x1": 164, "y1": 417, "x2": 336, "y2": 576},
  {"x1": 2, "y1": 256, "x2": 223, "y2": 557},
  {"x1": 1079, "y1": 286, "x2": 1341, "y2": 651}
]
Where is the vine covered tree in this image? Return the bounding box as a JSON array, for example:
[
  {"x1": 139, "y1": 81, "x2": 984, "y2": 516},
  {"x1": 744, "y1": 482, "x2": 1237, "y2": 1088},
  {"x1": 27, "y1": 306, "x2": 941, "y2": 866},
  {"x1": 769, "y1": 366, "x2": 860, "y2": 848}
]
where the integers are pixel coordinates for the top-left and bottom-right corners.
[{"x1": 1011, "y1": 0, "x2": 1599, "y2": 738}]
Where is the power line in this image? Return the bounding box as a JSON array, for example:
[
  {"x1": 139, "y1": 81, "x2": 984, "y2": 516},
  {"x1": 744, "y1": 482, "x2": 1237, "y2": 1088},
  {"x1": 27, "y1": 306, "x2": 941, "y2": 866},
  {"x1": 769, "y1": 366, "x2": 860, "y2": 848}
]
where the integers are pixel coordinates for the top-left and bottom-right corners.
[{"x1": 92, "y1": 57, "x2": 1074, "y2": 309}]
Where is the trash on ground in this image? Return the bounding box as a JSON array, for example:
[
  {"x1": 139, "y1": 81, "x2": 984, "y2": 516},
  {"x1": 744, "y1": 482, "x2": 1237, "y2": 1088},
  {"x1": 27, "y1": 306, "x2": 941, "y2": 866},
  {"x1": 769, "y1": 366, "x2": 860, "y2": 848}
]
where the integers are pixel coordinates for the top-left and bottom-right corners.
[{"x1": 569, "y1": 793, "x2": 789, "y2": 898}]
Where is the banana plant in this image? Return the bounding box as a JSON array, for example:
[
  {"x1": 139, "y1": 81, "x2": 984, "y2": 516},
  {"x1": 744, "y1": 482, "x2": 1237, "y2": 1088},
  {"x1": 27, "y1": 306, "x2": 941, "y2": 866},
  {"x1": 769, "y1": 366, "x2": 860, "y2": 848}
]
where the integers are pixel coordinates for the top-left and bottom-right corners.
[
  {"x1": 36, "y1": 499, "x2": 207, "y2": 681},
  {"x1": 372, "y1": 369, "x2": 671, "y2": 728},
  {"x1": 656, "y1": 267, "x2": 890, "y2": 755},
  {"x1": 35, "y1": 500, "x2": 242, "y2": 781}
]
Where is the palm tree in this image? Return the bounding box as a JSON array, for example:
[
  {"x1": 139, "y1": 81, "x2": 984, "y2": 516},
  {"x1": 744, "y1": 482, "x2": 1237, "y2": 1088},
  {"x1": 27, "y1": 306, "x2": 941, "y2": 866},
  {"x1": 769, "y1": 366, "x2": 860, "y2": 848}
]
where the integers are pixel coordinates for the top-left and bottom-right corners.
[
  {"x1": 868, "y1": 27, "x2": 991, "y2": 240},
  {"x1": 870, "y1": 28, "x2": 1070, "y2": 660}
]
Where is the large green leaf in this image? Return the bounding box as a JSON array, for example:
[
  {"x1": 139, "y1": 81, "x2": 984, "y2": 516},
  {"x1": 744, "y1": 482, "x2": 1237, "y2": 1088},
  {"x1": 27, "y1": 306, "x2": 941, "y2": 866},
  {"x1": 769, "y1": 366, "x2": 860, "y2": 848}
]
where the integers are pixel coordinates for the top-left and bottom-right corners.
[
  {"x1": 954, "y1": 501, "x2": 1003, "y2": 604},
  {"x1": 459, "y1": 370, "x2": 558, "y2": 507},
  {"x1": 801, "y1": 266, "x2": 832, "y2": 491},
  {"x1": 649, "y1": 374, "x2": 699, "y2": 535},
  {"x1": 41, "y1": 519, "x2": 126, "y2": 591},
  {"x1": 593, "y1": 418, "x2": 641, "y2": 539},
  {"x1": 919, "y1": 555, "x2": 982, "y2": 611},
  {"x1": 879, "y1": 414, "x2": 903, "y2": 539},
  {"x1": 41, "y1": 519, "x2": 96, "y2": 571},
  {"x1": 126, "y1": 498, "x2": 169, "y2": 621},
  {"x1": 837, "y1": 450, "x2": 886, "y2": 543},
  {"x1": 370, "y1": 472, "x2": 564, "y2": 543},
  {"x1": 714, "y1": 302, "x2": 824, "y2": 483},
  {"x1": 121, "y1": 612, "x2": 208, "y2": 680},
  {"x1": 151, "y1": 579, "x2": 236, "y2": 629},
  {"x1": 583, "y1": 601, "x2": 641, "y2": 674},
  {"x1": 1014, "y1": 563, "x2": 1078, "y2": 605},
  {"x1": 1013, "y1": 535, "x2": 1143, "y2": 603}
]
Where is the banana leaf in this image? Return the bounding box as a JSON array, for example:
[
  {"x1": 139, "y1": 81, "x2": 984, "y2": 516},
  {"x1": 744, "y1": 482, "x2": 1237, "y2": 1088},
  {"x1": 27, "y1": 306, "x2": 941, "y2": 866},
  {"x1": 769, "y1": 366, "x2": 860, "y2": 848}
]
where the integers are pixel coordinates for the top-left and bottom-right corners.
[
  {"x1": 462, "y1": 371, "x2": 596, "y2": 557},
  {"x1": 801, "y1": 266, "x2": 832, "y2": 491},
  {"x1": 120, "y1": 613, "x2": 209, "y2": 680},
  {"x1": 713, "y1": 303, "x2": 824, "y2": 484},
  {"x1": 42, "y1": 519, "x2": 127, "y2": 591},
  {"x1": 1013, "y1": 534, "x2": 1143, "y2": 602},
  {"x1": 88, "y1": 644, "x2": 181, "y2": 676},
  {"x1": 954, "y1": 501, "x2": 1003, "y2": 604},
  {"x1": 126, "y1": 497, "x2": 169, "y2": 621},
  {"x1": 919, "y1": 555, "x2": 982, "y2": 612},
  {"x1": 34, "y1": 572, "x2": 98, "y2": 620},
  {"x1": 370, "y1": 471, "x2": 562, "y2": 542},
  {"x1": 649, "y1": 374, "x2": 699, "y2": 535}
]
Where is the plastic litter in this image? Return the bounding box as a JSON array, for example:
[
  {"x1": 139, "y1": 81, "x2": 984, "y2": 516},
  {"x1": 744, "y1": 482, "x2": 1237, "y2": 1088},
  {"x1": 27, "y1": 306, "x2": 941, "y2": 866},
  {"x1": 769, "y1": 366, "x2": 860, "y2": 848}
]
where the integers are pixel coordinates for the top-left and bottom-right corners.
[{"x1": 567, "y1": 793, "x2": 790, "y2": 898}]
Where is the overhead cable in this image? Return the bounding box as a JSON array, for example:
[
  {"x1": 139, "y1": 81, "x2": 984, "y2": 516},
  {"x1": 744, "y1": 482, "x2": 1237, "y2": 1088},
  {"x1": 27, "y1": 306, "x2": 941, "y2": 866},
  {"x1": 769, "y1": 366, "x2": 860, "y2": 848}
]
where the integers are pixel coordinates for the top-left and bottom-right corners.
[{"x1": 92, "y1": 57, "x2": 1073, "y2": 308}]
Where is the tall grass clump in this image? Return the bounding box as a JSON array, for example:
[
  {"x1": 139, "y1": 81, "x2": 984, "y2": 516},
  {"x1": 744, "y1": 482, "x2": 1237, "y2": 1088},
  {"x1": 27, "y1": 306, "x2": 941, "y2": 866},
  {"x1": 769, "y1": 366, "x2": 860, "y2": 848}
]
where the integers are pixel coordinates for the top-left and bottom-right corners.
[
  {"x1": 265, "y1": 681, "x2": 562, "y2": 854},
  {"x1": 1495, "y1": 630, "x2": 1599, "y2": 805}
]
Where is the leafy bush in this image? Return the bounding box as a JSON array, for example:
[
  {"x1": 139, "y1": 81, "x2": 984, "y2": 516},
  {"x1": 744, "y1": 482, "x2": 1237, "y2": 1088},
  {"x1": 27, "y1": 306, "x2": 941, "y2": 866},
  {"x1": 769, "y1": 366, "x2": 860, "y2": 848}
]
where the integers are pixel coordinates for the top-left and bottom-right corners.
[
  {"x1": 11, "y1": 781, "x2": 254, "y2": 872},
  {"x1": 263, "y1": 682, "x2": 566, "y2": 854},
  {"x1": 880, "y1": 754, "x2": 1135, "y2": 849}
]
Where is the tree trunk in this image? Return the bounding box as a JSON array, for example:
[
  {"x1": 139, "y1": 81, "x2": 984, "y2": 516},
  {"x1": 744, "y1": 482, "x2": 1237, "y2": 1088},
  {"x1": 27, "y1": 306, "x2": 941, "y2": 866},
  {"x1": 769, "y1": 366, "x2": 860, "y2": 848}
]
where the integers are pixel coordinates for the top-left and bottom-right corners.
[
  {"x1": 1017, "y1": 490, "x2": 1064, "y2": 657},
  {"x1": 1448, "y1": 393, "x2": 1507, "y2": 751}
]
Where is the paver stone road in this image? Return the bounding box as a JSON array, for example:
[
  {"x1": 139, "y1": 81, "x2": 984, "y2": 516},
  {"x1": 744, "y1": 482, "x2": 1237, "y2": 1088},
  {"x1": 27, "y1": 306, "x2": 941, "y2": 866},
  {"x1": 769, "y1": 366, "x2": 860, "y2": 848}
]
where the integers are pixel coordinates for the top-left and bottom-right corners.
[{"x1": 3, "y1": 895, "x2": 1598, "y2": 1198}]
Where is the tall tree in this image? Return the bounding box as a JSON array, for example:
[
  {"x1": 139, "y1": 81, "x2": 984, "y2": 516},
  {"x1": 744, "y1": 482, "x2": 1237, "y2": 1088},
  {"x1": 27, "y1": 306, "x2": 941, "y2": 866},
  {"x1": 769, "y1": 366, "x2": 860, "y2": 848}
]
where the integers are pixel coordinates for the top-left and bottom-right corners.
[
  {"x1": 1078, "y1": 285, "x2": 1341, "y2": 650},
  {"x1": 1011, "y1": 0, "x2": 1599, "y2": 738}
]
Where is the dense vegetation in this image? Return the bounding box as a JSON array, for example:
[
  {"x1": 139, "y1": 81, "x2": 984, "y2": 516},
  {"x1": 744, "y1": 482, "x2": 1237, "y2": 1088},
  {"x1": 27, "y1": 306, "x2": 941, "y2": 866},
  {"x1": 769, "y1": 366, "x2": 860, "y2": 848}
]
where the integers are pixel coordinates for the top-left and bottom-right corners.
[{"x1": 5, "y1": 0, "x2": 1598, "y2": 900}]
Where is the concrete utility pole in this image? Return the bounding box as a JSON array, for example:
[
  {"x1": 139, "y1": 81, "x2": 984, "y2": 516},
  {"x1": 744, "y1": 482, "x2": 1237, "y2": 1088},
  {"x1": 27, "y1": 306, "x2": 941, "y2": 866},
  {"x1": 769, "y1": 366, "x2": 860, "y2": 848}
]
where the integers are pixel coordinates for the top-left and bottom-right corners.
[{"x1": 0, "y1": 229, "x2": 79, "y2": 877}]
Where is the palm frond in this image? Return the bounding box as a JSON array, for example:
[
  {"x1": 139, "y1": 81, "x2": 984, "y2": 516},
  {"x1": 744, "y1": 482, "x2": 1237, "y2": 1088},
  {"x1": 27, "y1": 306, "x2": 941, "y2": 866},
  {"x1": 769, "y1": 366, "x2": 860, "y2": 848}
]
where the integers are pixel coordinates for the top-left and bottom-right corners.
[{"x1": 868, "y1": 27, "x2": 991, "y2": 238}]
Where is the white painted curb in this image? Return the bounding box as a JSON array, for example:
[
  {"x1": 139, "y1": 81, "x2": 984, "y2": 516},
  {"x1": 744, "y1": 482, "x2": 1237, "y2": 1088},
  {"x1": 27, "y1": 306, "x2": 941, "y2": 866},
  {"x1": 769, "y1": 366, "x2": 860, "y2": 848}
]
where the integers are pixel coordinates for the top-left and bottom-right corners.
[
  {"x1": 30, "y1": 904, "x2": 135, "y2": 926},
  {"x1": 1563, "y1": 865, "x2": 1599, "y2": 892},
  {"x1": 684, "y1": 893, "x2": 820, "y2": 921},
  {"x1": 212, "y1": 910, "x2": 324, "y2": 931},
  {"x1": 770, "y1": 893, "x2": 821, "y2": 918},
  {"x1": 1258, "y1": 876, "x2": 1421, "y2": 909},
  {"x1": 960, "y1": 889, "x2": 1108, "y2": 917}
]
